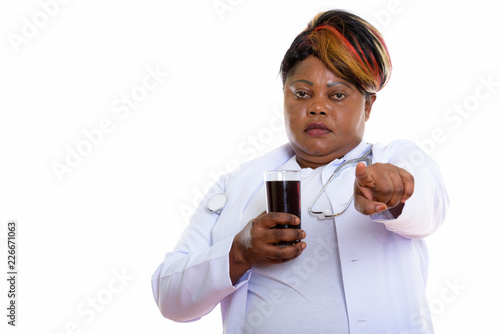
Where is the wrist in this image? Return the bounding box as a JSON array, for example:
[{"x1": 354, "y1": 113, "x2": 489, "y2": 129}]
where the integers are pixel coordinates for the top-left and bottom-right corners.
[
  {"x1": 229, "y1": 236, "x2": 252, "y2": 285},
  {"x1": 389, "y1": 202, "x2": 405, "y2": 218},
  {"x1": 230, "y1": 236, "x2": 251, "y2": 268}
]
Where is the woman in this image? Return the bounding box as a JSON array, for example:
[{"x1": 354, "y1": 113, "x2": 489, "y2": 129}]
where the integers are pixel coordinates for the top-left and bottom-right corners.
[{"x1": 152, "y1": 9, "x2": 448, "y2": 334}]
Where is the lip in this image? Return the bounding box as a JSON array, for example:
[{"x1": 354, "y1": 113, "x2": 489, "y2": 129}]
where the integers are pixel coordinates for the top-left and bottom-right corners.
[{"x1": 305, "y1": 122, "x2": 331, "y2": 137}]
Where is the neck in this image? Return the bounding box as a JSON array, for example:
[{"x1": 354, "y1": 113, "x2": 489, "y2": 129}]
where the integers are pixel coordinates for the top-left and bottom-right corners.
[
  {"x1": 295, "y1": 156, "x2": 329, "y2": 169},
  {"x1": 293, "y1": 141, "x2": 365, "y2": 169}
]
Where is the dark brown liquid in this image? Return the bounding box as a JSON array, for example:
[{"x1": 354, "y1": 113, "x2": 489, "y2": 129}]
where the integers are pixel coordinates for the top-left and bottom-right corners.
[{"x1": 265, "y1": 180, "x2": 301, "y2": 229}]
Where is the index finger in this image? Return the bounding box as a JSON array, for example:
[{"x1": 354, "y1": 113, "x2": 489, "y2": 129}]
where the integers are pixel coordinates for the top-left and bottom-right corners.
[
  {"x1": 355, "y1": 162, "x2": 375, "y2": 188},
  {"x1": 256, "y1": 212, "x2": 300, "y2": 229}
]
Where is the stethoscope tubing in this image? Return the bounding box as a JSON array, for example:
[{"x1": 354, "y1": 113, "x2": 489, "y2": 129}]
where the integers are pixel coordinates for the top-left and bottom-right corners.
[
  {"x1": 308, "y1": 144, "x2": 373, "y2": 219},
  {"x1": 207, "y1": 144, "x2": 373, "y2": 217}
]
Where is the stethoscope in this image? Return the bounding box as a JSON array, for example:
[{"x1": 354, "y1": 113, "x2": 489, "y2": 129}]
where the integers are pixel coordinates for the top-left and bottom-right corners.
[
  {"x1": 207, "y1": 144, "x2": 373, "y2": 218},
  {"x1": 308, "y1": 144, "x2": 372, "y2": 219}
]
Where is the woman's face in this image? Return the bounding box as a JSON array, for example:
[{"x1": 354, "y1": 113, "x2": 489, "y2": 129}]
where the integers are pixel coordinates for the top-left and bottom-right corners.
[{"x1": 283, "y1": 55, "x2": 376, "y2": 169}]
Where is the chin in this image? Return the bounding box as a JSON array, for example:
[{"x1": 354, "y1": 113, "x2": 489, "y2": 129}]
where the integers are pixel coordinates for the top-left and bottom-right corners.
[
  {"x1": 296, "y1": 143, "x2": 337, "y2": 158},
  {"x1": 305, "y1": 140, "x2": 339, "y2": 155}
]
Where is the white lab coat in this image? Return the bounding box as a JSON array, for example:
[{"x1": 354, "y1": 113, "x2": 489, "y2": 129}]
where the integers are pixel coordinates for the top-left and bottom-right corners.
[{"x1": 151, "y1": 139, "x2": 449, "y2": 333}]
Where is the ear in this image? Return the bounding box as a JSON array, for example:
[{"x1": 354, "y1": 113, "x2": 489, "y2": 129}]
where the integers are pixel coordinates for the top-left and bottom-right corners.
[{"x1": 364, "y1": 93, "x2": 377, "y2": 121}]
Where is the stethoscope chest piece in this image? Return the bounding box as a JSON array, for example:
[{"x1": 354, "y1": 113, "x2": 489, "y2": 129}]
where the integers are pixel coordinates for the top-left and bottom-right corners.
[{"x1": 207, "y1": 193, "x2": 228, "y2": 214}]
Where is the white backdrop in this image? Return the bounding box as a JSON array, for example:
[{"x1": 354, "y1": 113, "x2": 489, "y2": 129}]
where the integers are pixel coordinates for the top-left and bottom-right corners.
[{"x1": 1, "y1": 0, "x2": 498, "y2": 333}]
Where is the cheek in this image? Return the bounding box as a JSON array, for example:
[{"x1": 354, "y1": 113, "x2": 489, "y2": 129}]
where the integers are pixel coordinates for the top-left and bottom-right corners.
[
  {"x1": 347, "y1": 114, "x2": 365, "y2": 134},
  {"x1": 284, "y1": 106, "x2": 305, "y2": 138},
  {"x1": 284, "y1": 112, "x2": 298, "y2": 139},
  {"x1": 346, "y1": 101, "x2": 368, "y2": 126},
  {"x1": 350, "y1": 110, "x2": 368, "y2": 137}
]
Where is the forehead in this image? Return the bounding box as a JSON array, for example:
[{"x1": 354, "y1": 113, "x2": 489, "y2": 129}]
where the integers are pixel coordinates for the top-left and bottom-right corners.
[{"x1": 285, "y1": 56, "x2": 343, "y2": 85}]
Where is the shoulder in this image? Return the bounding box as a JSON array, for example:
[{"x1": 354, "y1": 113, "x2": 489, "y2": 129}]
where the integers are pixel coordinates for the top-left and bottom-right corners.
[
  {"x1": 372, "y1": 139, "x2": 426, "y2": 165},
  {"x1": 372, "y1": 139, "x2": 439, "y2": 175},
  {"x1": 212, "y1": 144, "x2": 295, "y2": 195},
  {"x1": 226, "y1": 144, "x2": 294, "y2": 179}
]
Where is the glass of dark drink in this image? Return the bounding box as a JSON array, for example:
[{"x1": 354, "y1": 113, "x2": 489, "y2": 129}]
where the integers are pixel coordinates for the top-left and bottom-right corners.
[{"x1": 264, "y1": 170, "x2": 301, "y2": 245}]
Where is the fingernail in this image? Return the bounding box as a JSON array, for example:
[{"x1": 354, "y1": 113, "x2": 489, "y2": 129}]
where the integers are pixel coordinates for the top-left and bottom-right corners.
[{"x1": 376, "y1": 205, "x2": 386, "y2": 212}]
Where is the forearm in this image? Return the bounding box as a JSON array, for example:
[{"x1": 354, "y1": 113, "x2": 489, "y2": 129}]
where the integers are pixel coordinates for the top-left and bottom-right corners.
[
  {"x1": 384, "y1": 182, "x2": 446, "y2": 237},
  {"x1": 152, "y1": 237, "x2": 238, "y2": 322},
  {"x1": 371, "y1": 140, "x2": 449, "y2": 238},
  {"x1": 372, "y1": 159, "x2": 448, "y2": 238}
]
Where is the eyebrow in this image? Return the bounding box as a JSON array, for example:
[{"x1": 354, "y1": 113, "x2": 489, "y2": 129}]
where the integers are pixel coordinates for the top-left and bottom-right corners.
[
  {"x1": 290, "y1": 79, "x2": 314, "y2": 86},
  {"x1": 327, "y1": 81, "x2": 353, "y2": 89},
  {"x1": 289, "y1": 79, "x2": 353, "y2": 89}
]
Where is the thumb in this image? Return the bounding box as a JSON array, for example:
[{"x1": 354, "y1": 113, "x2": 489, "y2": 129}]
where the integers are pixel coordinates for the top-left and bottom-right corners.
[{"x1": 354, "y1": 194, "x2": 387, "y2": 215}]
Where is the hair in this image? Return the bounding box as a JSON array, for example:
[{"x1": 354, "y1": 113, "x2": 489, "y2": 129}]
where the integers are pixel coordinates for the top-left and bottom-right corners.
[{"x1": 280, "y1": 10, "x2": 392, "y2": 94}]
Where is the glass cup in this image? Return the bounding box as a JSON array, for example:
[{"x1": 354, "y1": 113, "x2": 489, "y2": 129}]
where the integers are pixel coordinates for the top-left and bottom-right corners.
[{"x1": 264, "y1": 170, "x2": 301, "y2": 231}]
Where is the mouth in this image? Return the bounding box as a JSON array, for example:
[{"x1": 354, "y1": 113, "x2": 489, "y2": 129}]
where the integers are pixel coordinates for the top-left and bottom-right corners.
[{"x1": 305, "y1": 122, "x2": 331, "y2": 137}]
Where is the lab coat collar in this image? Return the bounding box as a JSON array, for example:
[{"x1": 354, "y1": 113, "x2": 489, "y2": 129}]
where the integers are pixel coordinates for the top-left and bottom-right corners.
[
  {"x1": 267, "y1": 141, "x2": 370, "y2": 183},
  {"x1": 329, "y1": 140, "x2": 370, "y2": 167}
]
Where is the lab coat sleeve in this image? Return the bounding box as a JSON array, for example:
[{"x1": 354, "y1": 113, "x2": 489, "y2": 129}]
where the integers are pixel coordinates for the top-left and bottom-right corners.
[
  {"x1": 371, "y1": 140, "x2": 450, "y2": 239},
  {"x1": 151, "y1": 174, "x2": 247, "y2": 322}
]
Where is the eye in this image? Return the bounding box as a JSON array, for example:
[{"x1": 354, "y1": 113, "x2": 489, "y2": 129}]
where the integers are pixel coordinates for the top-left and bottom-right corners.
[
  {"x1": 330, "y1": 92, "x2": 346, "y2": 100},
  {"x1": 293, "y1": 90, "x2": 311, "y2": 99}
]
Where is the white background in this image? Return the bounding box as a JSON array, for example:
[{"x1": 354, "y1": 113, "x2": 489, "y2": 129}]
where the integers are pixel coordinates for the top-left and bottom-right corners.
[{"x1": 1, "y1": 0, "x2": 499, "y2": 333}]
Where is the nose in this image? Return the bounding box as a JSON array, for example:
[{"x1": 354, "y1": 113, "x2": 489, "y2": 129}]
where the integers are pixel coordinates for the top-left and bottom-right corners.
[{"x1": 307, "y1": 97, "x2": 330, "y2": 116}]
